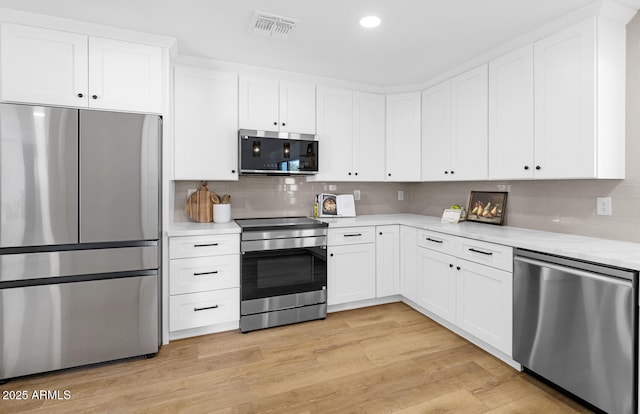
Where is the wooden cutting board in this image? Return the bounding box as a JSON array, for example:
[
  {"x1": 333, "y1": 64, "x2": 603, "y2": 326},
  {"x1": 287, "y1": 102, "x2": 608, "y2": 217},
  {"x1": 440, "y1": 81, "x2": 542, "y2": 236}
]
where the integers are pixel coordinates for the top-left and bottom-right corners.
[{"x1": 185, "y1": 182, "x2": 215, "y2": 222}]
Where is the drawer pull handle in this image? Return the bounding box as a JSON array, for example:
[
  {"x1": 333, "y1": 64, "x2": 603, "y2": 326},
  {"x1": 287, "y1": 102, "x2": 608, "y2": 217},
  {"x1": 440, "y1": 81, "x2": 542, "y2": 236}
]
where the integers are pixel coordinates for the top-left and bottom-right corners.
[
  {"x1": 193, "y1": 271, "x2": 219, "y2": 276},
  {"x1": 426, "y1": 237, "x2": 443, "y2": 244},
  {"x1": 194, "y1": 243, "x2": 219, "y2": 247},
  {"x1": 343, "y1": 233, "x2": 362, "y2": 237},
  {"x1": 469, "y1": 248, "x2": 493, "y2": 256},
  {"x1": 194, "y1": 305, "x2": 219, "y2": 312}
]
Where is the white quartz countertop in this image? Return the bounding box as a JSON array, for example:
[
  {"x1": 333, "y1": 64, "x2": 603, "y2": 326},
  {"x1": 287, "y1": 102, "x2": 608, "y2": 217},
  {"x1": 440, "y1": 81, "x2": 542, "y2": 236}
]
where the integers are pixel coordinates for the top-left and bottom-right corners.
[
  {"x1": 316, "y1": 214, "x2": 640, "y2": 271},
  {"x1": 167, "y1": 221, "x2": 240, "y2": 237},
  {"x1": 168, "y1": 214, "x2": 640, "y2": 270}
]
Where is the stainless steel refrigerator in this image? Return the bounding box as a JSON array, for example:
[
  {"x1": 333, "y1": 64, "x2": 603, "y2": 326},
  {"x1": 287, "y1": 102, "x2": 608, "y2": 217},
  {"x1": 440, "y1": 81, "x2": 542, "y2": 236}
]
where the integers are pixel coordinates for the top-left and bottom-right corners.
[{"x1": 0, "y1": 103, "x2": 161, "y2": 381}]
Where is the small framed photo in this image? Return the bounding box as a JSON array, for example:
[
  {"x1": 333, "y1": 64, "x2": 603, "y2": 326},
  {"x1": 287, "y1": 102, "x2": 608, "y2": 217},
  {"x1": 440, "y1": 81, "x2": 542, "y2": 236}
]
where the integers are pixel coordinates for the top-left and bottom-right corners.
[{"x1": 466, "y1": 191, "x2": 508, "y2": 225}]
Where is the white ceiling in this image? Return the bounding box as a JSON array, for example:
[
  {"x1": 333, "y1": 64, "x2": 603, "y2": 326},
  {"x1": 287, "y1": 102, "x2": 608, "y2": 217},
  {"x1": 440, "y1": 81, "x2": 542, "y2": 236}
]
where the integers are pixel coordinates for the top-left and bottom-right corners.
[{"x1": 0, "y1": 0, "x2": 601, "y2": 86}]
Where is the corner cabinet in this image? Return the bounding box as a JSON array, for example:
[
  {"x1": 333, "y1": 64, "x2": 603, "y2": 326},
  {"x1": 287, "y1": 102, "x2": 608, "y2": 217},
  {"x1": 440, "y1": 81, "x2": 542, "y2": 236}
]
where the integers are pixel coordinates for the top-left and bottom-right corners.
[
  {"x1": 1, "y1": 23, "x2": 162, "y2": 113},
  {"x1": 238, "y1": 75, "x2": 316, "y2": 134},
  {"x1": 173, "y1": 65, "x2": 238, "y2": 181},
  {"x1": 376, "y1": 225, "x2": 400, "y2": 297},
  {"x1": 386, "y1": 92, "x2": 421, "y2": 181},
  {"x1": 312, "y1": 87, "x2": 385, "y2": 182},
  {"x1": 421, "y1": 65, "x2": 488, "y2": 181}
]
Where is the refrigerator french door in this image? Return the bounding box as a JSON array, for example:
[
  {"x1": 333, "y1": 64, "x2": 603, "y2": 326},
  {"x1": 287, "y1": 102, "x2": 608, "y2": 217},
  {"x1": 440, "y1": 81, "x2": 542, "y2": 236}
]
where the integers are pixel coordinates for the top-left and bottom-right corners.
[{"x1": 0, "y1": 103, "x2": 161, "y2": 381}]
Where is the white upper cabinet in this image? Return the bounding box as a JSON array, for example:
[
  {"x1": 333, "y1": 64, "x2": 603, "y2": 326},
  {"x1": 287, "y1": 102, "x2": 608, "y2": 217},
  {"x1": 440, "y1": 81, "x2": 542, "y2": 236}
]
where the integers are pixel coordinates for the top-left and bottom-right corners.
[
  {"x1": 87, "y1": 37, "x2": 162, "y2": 113},
  {"x1": 488, "y1": 45, "x2": 535, "y2": 179},
  {"x1": 313, "y1": 87, "x2": 385, "y2": 182},
  {"x1": 314, "y1": 86, "x2": 354, "y2": 181},
  {"x1": 450, "y1": 64, "x2": 488, "y2": 181},
  {"x1": 422, "y1": 65, "x2": 488, "y2": 181},
  {"x1": 0, "y1": 23, "x2": 162, "y2": 113},
  {"x1": 173, "y1": 66, "x2": 238, "y2": 181},
  {"x1": 353, "y1": 92, "x2": 386, "y2": 181},
  {"x1": 386, "y1": 92, "x2": 421, "y2": 181},
  {"x1": 239, "y1": 75, "x2": 316, "y2": 134},
  {"x1": 533, "y1": 17, "x2": 624, "y2": 179}
]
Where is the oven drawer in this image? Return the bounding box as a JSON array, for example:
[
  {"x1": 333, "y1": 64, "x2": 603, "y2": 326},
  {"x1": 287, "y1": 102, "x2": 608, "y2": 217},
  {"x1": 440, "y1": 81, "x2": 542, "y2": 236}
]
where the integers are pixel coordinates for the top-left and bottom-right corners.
[
  {"x1": 328, "y1": 226, "x2": 375, "y2": 246},
  {"x1": 169, "y1": 288, "x2": 240, "y2": 331},
  {"x1": 457, "y1": 238, "x2": 513, "y2": 272},
  {"x1": 169, "y1": 234, "x2": 239, "y2": 259},
  {"x1": 169, "y1": 254, "x2": 240, "y2": 295},
  {"x1": 416, "y1": 229, "x2": 457, "y2": 255}
]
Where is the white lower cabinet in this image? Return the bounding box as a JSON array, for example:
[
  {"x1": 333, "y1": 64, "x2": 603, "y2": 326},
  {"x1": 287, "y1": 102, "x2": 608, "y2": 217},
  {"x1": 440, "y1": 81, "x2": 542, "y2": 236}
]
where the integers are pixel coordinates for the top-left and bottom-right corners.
[
  {"x1": 456, "y1": 259, "x2": 512, "y2": 355},
  {"x1": 413, "y1": 229, "x2": 514, "y2": 358},
  {"x1": 327, "y1": 227, "x2": 376, "y2": 306},
  {"x1": 417, "y1": 247, "x2": 457, "y2": 325},
  {"x1": 168, "y1": 233, "x2": 240, "y2": 337},
  {"x1": 399, "y1": 226, "x2": 418, "y2": 302},
  {"x1": 376, "y1": 225, "x2": 400, "y2": 297}
]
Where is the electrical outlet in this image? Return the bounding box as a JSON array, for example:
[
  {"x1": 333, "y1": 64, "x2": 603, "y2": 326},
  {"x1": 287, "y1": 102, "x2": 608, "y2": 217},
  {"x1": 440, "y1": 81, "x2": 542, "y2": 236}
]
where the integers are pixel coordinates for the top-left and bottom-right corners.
[
  {"x1": 596, "y1": 197, "x2": 612, "y2": 216},
  {"x1": 398, "y1": 190, "x2": 404, "y2": 201},
  {"x1": 353, "y1": 190, "x2": 361, "y2": 201}
]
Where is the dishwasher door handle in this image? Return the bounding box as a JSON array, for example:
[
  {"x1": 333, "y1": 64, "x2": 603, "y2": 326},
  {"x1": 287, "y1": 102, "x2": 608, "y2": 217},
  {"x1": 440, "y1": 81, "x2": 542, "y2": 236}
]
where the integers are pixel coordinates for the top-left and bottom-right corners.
[{"x1": 514, "y1": 256, "x2": 633, "y2": 288}]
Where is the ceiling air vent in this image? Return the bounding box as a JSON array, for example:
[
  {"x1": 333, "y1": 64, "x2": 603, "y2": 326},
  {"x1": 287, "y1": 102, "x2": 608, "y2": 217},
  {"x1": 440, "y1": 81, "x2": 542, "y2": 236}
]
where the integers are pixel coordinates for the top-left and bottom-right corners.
[{"x1": 250, "y1": 11, "x2": 298, "y2": 40}]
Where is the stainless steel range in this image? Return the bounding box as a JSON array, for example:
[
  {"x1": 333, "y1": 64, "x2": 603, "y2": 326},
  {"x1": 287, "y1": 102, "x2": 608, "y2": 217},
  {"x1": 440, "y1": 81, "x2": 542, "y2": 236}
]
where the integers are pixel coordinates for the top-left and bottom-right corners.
[{"x1": 236, "y1": 217, "x2": 328, "y2": 333}]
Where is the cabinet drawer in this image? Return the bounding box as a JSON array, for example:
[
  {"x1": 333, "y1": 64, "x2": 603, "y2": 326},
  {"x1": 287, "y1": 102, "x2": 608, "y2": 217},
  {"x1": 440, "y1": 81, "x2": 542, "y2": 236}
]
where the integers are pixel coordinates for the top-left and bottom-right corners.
[
  {"x1": 457, "y1": 238, "x2": 513, "y2": 272},
  {"x1": 169, "y1": 288, "x2": 240, "y2": 331},
  {"x1": 417, "y1": 229, "x2": 457, "y2": 255},
  {"x1": 169, "y1": 234, "x2": 239, "y2": 259},
  {"x1": 328, "y1": 226, "x2": 375, "y2": 246},
  {"x1": 169, "y1": 254, "x2": 239, "y2": 295}
]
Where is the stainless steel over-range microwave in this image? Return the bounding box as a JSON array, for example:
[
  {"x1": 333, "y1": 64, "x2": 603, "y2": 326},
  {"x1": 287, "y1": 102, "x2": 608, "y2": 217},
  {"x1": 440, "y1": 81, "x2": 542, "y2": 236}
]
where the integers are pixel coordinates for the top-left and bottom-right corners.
[{"x1": 238, "y1": 129, "x2": 318, "y2": 175}]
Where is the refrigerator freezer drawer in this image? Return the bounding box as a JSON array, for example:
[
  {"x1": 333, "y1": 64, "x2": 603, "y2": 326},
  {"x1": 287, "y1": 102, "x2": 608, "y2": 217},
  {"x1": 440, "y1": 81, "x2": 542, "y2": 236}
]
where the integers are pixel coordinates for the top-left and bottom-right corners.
[
  {"x1": 0, "y1": 245, "x2": 158, "y2": 284},
  {"x1": 0, "y1": 274, "x2": 158, "y2": 380}
]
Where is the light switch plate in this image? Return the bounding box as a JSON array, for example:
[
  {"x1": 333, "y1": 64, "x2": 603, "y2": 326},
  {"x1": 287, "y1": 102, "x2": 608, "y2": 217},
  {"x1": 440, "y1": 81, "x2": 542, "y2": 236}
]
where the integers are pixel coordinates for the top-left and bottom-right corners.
[
  {"x1": 398, "y1": 190, "x2": 404, "y2": 201},
  {"x1": 354, "y1": 190, "x2": 361, "y2": 201}
]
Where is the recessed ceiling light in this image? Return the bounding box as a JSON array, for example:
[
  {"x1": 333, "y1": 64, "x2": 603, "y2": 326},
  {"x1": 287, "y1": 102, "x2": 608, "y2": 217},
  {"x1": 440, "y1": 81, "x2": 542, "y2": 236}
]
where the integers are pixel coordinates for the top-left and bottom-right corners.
[{"x1": 360, "y1": 15, "x2": 381, "y2": 28}]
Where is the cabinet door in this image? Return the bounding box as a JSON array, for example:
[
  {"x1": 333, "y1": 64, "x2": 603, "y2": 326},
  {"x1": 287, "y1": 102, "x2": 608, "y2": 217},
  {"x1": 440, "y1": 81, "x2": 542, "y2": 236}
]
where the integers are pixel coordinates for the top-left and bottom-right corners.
[
  {"x1": 386, "y1": 92, "x2": 421, "y2": 181},
  {"x1": 456, "y1": 259, "x2": 512, "y2": 355},
  {"x1": 313, "y1": 86, "x2": 354, "y2": 181},
  {"x1": 353, "y1": 92, "x2": 386, "y2": 181},
  {"x1": 174, "y1": 66, "x2": 238, "y2": 180},
  {"x1": 1, "y1": 23, "x2": 88, "y2": 107},
  {"x1": 327, "y1": 243, "x2": 376, "y2": 305},
  {"x1": 239, "y1": 76, "x2": 279, "y2": 131},
  {"x1": 417, "y1": 247, "x2": 456, "y2": 324},
  {"x1": 421, "y1": 82, "x2": 451, "y2": 181},
  {"x1": 400, "y1": 226, "x2": 418, "y2": 302},
  {"x1": 489, "y1": 45, "x2": 534, "y2": 180},
  {"x1": 376, "y1": 225, "x2": 400, "y2": 297},
  {"x1": 534, "y1": 19, "x2": 596, "y2": 179},
  {"x1": 450, "y1": 64, "x2": 488, "y2": 181},
  {"x1": 88, "y1": 37, "x2": 162, "y2": 113},
  {"x1": 279, "y1": 81, "x2": 316, "y2": 134}
]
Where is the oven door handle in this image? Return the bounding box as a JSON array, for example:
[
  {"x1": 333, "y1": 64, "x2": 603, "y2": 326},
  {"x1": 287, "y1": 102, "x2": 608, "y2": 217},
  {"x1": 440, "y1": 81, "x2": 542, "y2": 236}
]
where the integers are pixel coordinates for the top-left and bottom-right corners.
[{"x1": 241, "y1": 236, "x2": 327, "y2": 252}]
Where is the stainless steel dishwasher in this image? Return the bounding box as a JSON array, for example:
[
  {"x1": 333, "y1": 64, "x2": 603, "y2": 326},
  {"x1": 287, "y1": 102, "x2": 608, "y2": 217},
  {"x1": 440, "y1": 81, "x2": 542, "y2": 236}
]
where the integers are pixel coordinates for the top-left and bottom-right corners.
[{"x1": 513, "y1": 249, "x2": 637, "y2": 414}]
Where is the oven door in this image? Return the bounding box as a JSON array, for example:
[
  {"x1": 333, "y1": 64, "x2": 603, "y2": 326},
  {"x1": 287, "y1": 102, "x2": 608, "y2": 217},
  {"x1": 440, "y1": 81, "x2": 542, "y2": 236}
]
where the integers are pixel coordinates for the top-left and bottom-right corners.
[{"x1": 241, "y1": 245, "x2": 327, "y2": 302}]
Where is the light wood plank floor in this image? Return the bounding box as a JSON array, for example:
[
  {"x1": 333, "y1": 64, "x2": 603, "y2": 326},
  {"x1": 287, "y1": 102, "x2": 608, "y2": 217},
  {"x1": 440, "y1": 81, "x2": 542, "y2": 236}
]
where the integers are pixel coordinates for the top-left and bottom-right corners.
[{"x1": 1, "y1": 303, "x2": 593, "y2": 413}]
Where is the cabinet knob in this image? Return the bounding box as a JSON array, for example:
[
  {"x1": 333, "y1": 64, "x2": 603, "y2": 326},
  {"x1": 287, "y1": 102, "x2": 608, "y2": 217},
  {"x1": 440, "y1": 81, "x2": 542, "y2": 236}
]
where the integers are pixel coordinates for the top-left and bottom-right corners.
[
  {"x1": 231, "y1": 169, "x2": 236, "y2": 174},
  {"x1": 456, "y1": 266, "x2": 461, "y2": 271},
  {"x1": 330, "y1": 253, "x2": 334, "y2": 257},
  {"x1": 282, "y1": 122, "x2": 286, "y2": 127},
  {"x1": 355, "y1": 172, "x2": 358, "y2": 176},
  {"x1": 444, "y1": 171, "x2": 449, "y2": 175},
  {"x1": 524, "y1": 165, "x2": 530, "y2": 170},
  {"x1": 379, "y1": 232, "x2": 383, "y2": 235},
  {"x1": 273, "y1": 121, "x2": 278, "y2": 126},
  {"x1": 535, "y1": 165, "x2": 541, "y2": 170},
  {"x1": 450, "y1": 171, "x2": 455, "y2": 174},
  {"x1": 388, "y1": 173, "x2": 391, "y2": 177},
  {"x1": 77, "y1": 93, "x2": 84, "y2": 98},
  {"x1": 449, "y1": 264, "x2": 454, "y2": 268},
  {"x1": 92, "y1": 95, "x2": 98, "y2": 100},
  {"x1": 348, "y1": 172, "x2": 352, "y2": 176}
]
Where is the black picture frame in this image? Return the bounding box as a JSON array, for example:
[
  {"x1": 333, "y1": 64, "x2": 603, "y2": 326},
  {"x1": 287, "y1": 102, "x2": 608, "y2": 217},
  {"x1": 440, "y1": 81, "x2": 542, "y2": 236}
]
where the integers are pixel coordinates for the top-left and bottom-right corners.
[{"x1": 466, "y1": 191, "x2": 508, "y2": 225}]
